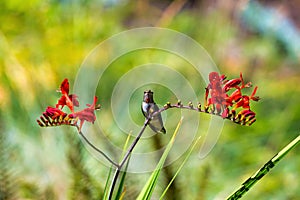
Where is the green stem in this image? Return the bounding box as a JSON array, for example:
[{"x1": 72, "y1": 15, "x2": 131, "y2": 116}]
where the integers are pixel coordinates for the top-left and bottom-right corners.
[
  {"x1": 108, "y1": 118, "x2": 150, "y2": 200},
  {"x1": 227, "y1": 134, "x2": 300, "y2": 200}
]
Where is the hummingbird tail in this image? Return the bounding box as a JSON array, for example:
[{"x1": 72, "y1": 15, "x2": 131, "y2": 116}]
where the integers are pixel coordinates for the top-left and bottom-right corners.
[{"x1": 160, "y1": 127, "x2": 166, "y2": 134}]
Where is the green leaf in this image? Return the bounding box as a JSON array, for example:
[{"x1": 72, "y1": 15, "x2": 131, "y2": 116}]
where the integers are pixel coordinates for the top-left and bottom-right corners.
[
  {"x1": 120, "y1": 132, "x2": 132, "y2": 160},
  {"x1": 137, "y1": 118, "x2": 183, "y2": 200},
  {"x1": 159, "y1": 135, "x2": 202, "y2": 199},
  {"x1": 227, "y1": 134, "x2": 300, "y2": 200},
  {"x1": 103, "y1": 167, "x2": 113, "y2": 200}
]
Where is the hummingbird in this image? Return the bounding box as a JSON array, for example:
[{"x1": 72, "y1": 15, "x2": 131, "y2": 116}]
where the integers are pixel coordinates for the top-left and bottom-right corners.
[{"x1": 141, "y1": 90, "x2": 166, "y2": 134}]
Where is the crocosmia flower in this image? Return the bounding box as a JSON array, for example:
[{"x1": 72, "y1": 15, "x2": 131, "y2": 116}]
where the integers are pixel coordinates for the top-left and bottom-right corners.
[
  {"x1": 37, "y1": 106, "x2": 77, "y2": 127},
  {"x1": 69, "y1": 96, "x2": 100, "y2": 131},
  {"x1": 44, "y1": 106, "x2": 67, "y2": 119},
  {"x1": 56, "y1": 78, "x2": 79, "y2": 112},
  {"x1": 37, "y1": 78, "x2": 100, "y2": 131},
  {"x1": 205, "y1": 72, "x2": 260, "y2": 126}
]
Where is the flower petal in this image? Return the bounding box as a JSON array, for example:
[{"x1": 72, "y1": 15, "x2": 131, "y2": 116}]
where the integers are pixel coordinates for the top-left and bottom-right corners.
[
  {"x1": 68, "y1": 96, "x2": 100, "y2": 131},
  {"x1": 60, "y1": 78, "x2": 69, "y2": 95}
]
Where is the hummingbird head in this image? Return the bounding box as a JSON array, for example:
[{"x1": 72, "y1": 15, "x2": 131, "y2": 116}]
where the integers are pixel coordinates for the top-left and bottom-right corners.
[{"x1": 143, "y1": 90, "x2": 154, "y2": 103}]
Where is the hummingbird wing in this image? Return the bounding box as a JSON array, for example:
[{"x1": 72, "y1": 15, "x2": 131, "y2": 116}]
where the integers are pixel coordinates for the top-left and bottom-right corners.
[
  {"x1": 152, "y1": 103, "x2": 166, "y2": 134},
  {"x1": 148, "y1": 123, "x2": 166, "y2": 134},
  {"x1": 141, "y1": 102, "x2": 166, "y2": 134}
]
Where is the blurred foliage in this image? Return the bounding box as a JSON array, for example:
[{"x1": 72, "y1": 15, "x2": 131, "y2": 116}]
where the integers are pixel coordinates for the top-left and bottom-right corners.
[
  {"x1": 0, "y1": 111, "x2": 17, "y2": 200},
  {"x1": 66, "y1": 132, "x2": 102, "y2": 199},
  {"x1": 0, "y1": 0, "x2": 300, "y2": 199}
]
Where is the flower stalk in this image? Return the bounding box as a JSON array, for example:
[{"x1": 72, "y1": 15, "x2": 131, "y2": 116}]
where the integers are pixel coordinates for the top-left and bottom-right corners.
[
  {"x1": 77, "y1": 129, "x2": 119, "y2": 167},
  {"x1": 108, "y1": 118, "x2": 150, "y2": 199}
]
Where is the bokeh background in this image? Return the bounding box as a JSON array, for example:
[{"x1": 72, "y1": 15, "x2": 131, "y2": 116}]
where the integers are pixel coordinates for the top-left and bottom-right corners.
[{"x1": 1, "y1": 0, "x2": 300, "y2": 199}]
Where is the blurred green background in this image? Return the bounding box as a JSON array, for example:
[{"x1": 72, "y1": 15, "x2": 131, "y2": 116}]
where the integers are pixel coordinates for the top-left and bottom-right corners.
[{"x1": 1, "y1": 0, "x2": 300, "y2": 199}]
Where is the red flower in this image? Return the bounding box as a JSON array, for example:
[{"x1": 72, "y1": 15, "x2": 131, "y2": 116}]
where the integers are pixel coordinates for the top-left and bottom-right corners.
[
  {"x1": 227, "y1": 88, "x2": 242, "y2": 103},
  {"x1": 205, "y1": 72, "x2": 260, "y2": 126},
  {"x1": 223, "y1": 75, "x2": 241, "y2": 92},
  {"x1": 44, "y1": 106, "x2": 67, "y2": 119},
  {"x1": 230, "y1": 86, "x2": 260, "y2": 110},
  {"x1": 205, "y1": 72, "x2": 229, "y2": 114},
  {"x1": 37, "y1": 79, "x2": 101, "y2": 130},
  {"x1": 56, "y1": 79, "x2": 79, "y2": 112},
  {"x1": 69, "y1": 96, "x2": 100, "y2": 131},
  {"x1": 37, "y1": 106, "x2": 77, "y2": 127}
]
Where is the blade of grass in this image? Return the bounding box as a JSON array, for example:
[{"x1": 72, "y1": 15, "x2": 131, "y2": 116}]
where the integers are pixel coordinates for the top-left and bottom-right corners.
[
  {"x1": 120, "y1": 132, "x2": 132, "y2": 160},
  {"x1": 103, "y1": 166, "x2": 113, "y2": 200},
  {"x1": 118, "y1": 190, "x2": 126, "y2": 200},
  {"x1": 159, "y1": 135, "x2": 202, "y2": 200},
  {"x1": 227, "y1": 134, "x2": 300, "y2": 200},
  {"x1": 136, "y1": 117, "x2": 183, "y2": 200}
]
